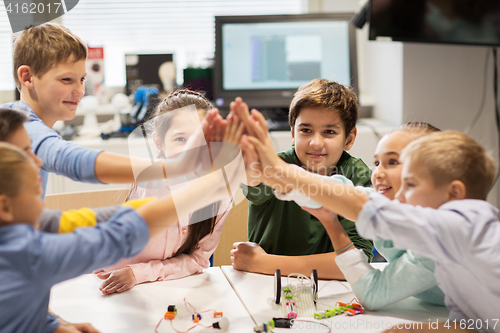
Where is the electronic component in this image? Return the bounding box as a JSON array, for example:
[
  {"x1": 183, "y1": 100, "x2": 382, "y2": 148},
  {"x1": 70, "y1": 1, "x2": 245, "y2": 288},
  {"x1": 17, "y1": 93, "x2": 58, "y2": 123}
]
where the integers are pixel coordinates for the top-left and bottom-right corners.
[{"x1": 164, "y1": 305, "x2": 177, "y2": 320}]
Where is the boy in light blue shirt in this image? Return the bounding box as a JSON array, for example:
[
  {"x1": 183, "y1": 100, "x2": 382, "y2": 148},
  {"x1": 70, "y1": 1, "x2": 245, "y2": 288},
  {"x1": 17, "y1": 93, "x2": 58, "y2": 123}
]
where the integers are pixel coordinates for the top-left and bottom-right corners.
[{"x1": 3, "y1": 23, "x2": 200, "y2": 198}]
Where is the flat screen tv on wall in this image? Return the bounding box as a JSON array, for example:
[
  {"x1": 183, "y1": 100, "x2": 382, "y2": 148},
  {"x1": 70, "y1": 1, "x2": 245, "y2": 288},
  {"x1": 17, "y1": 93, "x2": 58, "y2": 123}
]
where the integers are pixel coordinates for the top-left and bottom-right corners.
[{"x1": 369, "y1": 0, "x2": 500, "y2": 47}]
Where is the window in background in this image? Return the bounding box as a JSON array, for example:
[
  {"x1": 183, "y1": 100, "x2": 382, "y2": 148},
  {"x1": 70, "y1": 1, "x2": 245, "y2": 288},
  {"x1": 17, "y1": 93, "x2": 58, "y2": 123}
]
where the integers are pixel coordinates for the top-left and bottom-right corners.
[
  {"x1": 0, "y1": 0, "x2": 306, "y2": 92},
  {"x1": 0, "y1": 6, "x2": 14, "y2": 91}
]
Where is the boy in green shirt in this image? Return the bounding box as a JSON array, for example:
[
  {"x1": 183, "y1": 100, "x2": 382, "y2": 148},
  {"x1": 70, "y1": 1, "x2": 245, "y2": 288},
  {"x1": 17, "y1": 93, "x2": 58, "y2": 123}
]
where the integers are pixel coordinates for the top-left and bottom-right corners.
[{"x1": 231, "y1": 79, "x2": 373, "y2": 279}]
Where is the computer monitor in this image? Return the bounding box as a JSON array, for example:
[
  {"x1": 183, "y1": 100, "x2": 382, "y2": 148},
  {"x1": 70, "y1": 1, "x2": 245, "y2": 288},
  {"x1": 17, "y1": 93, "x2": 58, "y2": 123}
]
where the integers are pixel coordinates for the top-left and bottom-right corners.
[{"x1": 214, "y1": 13, "x2": 358, "y2": 112}]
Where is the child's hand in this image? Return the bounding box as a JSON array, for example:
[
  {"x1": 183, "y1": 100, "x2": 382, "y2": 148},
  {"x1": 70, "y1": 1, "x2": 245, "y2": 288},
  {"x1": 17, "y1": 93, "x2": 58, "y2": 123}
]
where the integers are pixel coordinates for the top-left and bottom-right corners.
[
  {"x1": 207, "y1": 109, "x2": 226, "y2": 143},
  {"x1": 231, "y1": 242, "x2": 268, "y2": 273},
  {"x1": 97, "y1": 267, "x2": 137, "y2": 295},
  {"x1": 223, "y1": 113, "x2": 245, "y2": 145},
  {"x1": 230, "y1": 97, "x2": 254, "y2": 137},
  {"x1": 240, "y1": 135, "x2": 264, "y2": 186}
]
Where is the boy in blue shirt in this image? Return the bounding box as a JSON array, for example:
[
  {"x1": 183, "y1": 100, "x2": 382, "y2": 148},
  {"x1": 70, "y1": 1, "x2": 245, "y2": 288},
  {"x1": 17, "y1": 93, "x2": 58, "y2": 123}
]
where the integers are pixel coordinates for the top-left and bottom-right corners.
[{"x1": 2, "y1": 23, "x2": 209, "y2": 198}]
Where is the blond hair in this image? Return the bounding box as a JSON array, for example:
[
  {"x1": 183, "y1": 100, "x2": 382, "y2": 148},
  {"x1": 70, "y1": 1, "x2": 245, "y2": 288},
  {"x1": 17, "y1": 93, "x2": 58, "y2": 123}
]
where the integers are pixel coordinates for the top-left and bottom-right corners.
[
  {"x1": 0, "y1": 143, "x2": 32, "y2": 198},
  {"x1": 289, "y1": 79, "x2": 358, "y2": 137},
  {"x1": 401, "y1": 131, "x2": 496, "y2": 200},
  {"x1": 13, "y1": 23, "x2": 87, "y2": 90}
]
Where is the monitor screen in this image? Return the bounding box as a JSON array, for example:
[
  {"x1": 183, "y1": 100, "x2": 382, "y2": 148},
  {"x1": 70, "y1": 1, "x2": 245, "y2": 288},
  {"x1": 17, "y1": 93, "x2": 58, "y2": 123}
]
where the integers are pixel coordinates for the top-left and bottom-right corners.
[
  {"x1": 214, "y1": 13, "x2": 358, "y2": 110},
  {"x1": 369, "y1": 0, "x2": 500, "y2": 46}
]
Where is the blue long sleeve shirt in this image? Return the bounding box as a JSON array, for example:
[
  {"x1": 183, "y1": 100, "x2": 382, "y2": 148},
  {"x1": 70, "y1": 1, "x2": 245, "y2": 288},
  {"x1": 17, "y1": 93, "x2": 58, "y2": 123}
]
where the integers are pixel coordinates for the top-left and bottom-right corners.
[
  {"x1": 1, "y1": 101, "x2": 103, "y2": 199},
  {"x1": 0, "y1": 207, "x2": 149, "y2": 333},
  {"x1": 357, "y1": 194, "x2": 500, "y2": 333}
]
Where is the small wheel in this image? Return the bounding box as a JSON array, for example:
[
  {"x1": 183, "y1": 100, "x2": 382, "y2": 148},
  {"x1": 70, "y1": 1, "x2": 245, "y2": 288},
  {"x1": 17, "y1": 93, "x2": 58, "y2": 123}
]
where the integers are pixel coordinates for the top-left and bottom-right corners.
[
  {"x1": 311, "y1": 269, "x2": 318, "y2": 305},
  {"x1": 274, "y1": 269, "x2": 282, "y2": 304}
]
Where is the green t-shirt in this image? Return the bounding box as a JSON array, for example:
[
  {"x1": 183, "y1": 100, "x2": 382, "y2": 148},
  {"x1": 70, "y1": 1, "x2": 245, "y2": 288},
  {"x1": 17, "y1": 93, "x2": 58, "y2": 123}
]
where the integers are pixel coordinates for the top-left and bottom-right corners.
[{"x1": 242, "y1": 146, "x2": 374, "y2": 261}]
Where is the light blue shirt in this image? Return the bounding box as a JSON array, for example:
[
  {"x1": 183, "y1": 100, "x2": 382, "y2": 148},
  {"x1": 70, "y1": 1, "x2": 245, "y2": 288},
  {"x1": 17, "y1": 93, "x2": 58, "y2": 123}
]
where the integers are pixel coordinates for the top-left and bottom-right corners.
[
  {"x1": 0, "y1": 207, "x2": 149, "y2": 333},
  {"x1": 1, "y1": 101, "x2": 103, "y2": 199},
  {"x1": 357, "y1": 194, "x2": 500, "y2": 333}
]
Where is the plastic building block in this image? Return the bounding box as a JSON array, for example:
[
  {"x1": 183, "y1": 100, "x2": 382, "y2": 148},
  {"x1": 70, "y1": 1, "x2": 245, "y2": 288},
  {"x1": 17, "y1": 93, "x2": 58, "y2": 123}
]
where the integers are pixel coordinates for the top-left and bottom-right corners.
[
  {"x1": 346, "y1": 309, "x2": 356, "y2": 316},
  {"x1": 164, "y1": 305, "x2": 177, "y2": 320},
  {"x1": 164, "y1": 312, "x2": 176, "y2": 320},
  {"x1": 314, "y1": 312, "x2": 325, "y2": 320},
  {"x1": 326, "y1": 309, "x2": 337, "y2": 318},
  {"x1": 214, "y1": 311, "x2": 223, "y2": 318}
]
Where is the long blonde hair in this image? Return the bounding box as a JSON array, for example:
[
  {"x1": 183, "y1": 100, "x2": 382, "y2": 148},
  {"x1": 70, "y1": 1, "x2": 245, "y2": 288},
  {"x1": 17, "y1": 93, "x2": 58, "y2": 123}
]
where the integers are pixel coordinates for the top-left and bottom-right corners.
[{"x1": 0, "y1": 143, "x2": 31, "y2": 198}]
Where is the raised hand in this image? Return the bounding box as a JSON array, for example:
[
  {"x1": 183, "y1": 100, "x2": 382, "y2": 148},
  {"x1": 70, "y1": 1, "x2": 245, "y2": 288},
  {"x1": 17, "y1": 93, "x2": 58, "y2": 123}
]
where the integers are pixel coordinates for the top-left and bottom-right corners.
[
  {"x1": 223, "y1": 113, "x2": 245, "y2": 145},
  {"x1": 240, "y1": 135, "x2": 264, "y2": 186},
  {"x1": 230, "y1": 97, "x2": 254, "y2": 137}
]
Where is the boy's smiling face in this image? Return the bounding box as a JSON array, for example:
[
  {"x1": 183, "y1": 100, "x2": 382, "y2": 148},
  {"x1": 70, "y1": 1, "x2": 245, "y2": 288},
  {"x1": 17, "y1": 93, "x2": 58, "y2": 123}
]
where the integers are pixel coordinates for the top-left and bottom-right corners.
[
  {"x1": 291, "y1": 107, "x2": 355, "y2": 175},
  {"x1": 396, "y1": 159, "x2": 450, "y2": 209},
  {"x1": 23, "y1": 56, "x2": 86, "y2": 127}
]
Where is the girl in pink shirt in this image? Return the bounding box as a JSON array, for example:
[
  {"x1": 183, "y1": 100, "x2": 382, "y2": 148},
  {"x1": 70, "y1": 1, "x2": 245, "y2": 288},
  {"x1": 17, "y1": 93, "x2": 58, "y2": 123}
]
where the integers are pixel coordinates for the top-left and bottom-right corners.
[{"x1": 95, "y1": 89, "x2": 243, "y2": 294}]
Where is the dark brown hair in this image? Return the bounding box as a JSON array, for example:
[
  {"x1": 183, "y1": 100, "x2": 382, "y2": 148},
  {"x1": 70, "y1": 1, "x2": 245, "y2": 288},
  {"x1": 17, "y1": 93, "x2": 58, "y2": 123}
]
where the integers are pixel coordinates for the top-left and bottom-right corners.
[
  {"x1": 128, "y1": 89, "x2": 226, "y2": 256},
  {"x1": 289, "y1": 79, "x2": 358, "y2": 137},
  {"x1": 13, "y1": 23, "x2": 87, "y2": 90},
  {"x1": 0, "y1": 108, "x2": 27, "y2": 141}
]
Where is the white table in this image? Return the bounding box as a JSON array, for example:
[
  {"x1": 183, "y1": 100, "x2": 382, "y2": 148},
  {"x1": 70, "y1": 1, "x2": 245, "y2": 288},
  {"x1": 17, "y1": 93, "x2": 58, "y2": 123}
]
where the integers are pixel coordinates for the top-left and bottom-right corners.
[
  {"x1": 221, "y1": 265, "x2": 450, "y2": 333},
  {"x1": 49, "y1": 267, "x2": 254, "y2": 333}
]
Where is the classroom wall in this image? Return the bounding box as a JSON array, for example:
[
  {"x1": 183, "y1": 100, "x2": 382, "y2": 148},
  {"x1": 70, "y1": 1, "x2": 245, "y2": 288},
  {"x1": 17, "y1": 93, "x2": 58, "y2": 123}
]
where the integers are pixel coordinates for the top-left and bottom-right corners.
[
  {"x1": 319, "y1": 0, "x2": 404, "y2": 125},
  {"x1": 402, "y1": 44, "x2": 498, "y2": 206},
  {"x1": 319, "y1": 0, "x2": 499, "y2": 207}
]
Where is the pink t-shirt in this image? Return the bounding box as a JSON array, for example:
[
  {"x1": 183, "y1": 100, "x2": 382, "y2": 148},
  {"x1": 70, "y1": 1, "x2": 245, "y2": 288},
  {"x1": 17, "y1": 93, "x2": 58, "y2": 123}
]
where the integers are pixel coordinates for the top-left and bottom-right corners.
[{"x1": 95, "y1": 178, "x2": 231, "y2": 284}]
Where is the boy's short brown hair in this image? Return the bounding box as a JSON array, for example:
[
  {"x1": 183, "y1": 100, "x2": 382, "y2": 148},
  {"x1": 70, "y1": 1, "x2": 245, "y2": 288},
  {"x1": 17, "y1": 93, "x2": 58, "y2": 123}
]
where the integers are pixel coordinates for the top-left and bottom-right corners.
[
  {"x1": 401, "y1": 131, "x2": 497, "y2": 200},
  {"x1": 13, "y1": 23, "x2": 87, "y2": 90},
  {"x1": 289, "y1": 79, "x2": 358, "y2": 137}
]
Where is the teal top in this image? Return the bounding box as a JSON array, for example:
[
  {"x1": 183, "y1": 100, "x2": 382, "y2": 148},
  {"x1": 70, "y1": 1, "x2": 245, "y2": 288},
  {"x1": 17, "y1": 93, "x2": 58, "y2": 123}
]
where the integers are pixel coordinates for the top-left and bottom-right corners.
[
  {"x1": 326, "y1": 174, "x2": 446, "y2": 309},
  {"x1": 242, "y1": 146, "x2": 374, "y2": 260},
  {"x1": 352, "y1": 239, "x2": 445, "y2": 310}
]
